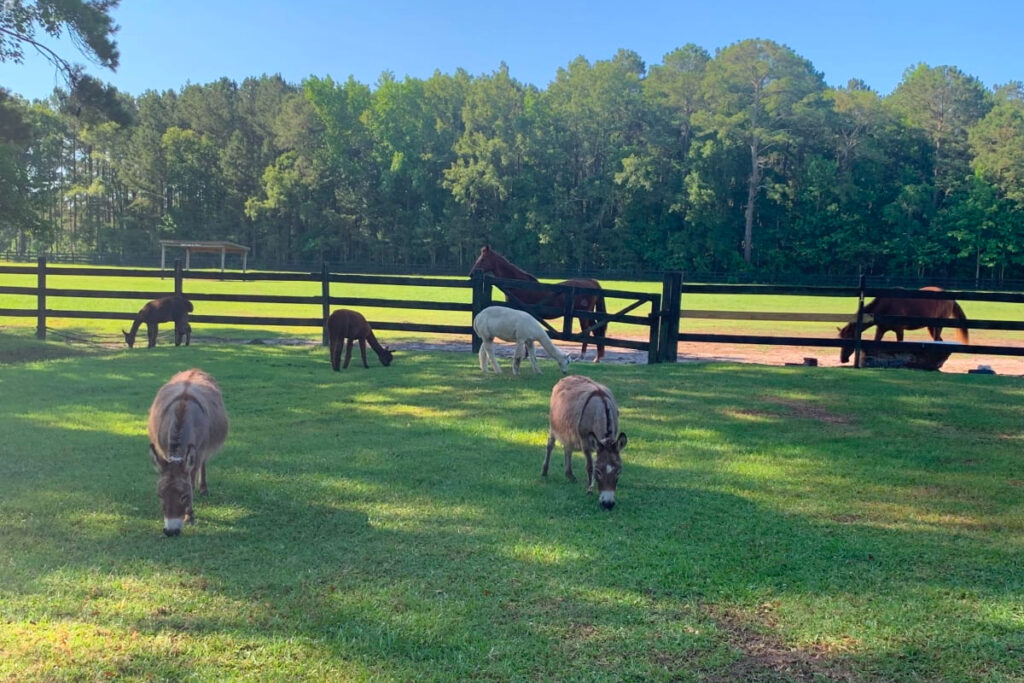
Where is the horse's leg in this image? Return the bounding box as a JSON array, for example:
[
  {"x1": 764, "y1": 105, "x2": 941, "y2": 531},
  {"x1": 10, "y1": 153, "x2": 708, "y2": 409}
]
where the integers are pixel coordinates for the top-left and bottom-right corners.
[
  {"x1": 930, "y1": 326, "x2": 943, "y2": 341},
  {"x1": 147, "y1": 322, "x2": 158, "y2": 348},
  {"x1": 343, "y1": 338, "x2": 355, "y2": 369},
  {"x1": 563, "y1": 445, "x2": 576, "y2": 482},
  {"x1": 358, "y1": 338, "x2": 369, "y2": 368},
  {"x1": 579, "y1": 316, "x2": 589, "y2": 360}
]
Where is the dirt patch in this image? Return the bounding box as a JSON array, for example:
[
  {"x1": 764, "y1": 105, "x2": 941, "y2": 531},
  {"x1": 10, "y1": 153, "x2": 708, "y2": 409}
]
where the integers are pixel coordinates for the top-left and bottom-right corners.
[
  {"x1": 25, "y1": 327, "x2": 1024, "y2": 376},
  {"x1": 678, "y1": 339, "x2": 1024, "y2": 376},
  {"x1": 765, "y1": 397, "x2": 853, "y2": 425},
  {"x1": 707, "y1": 605, "x2": 862, "y2": 682}
]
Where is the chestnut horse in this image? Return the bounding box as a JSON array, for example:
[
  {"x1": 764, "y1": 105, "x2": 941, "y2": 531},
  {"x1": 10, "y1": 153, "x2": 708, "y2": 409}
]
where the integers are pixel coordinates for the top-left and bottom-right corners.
[
  {"x1": 838, "y1": 286, "x2": 969, "y2": 363},
  {"x1": 469, "y1": 246, "x2": 607, "y2": 361}
]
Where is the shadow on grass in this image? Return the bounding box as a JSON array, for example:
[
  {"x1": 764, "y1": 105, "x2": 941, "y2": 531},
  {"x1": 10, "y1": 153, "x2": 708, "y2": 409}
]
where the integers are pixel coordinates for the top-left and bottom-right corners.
[{"x1": 1, "y1": 346, "x2": 1023, "y2": 680}]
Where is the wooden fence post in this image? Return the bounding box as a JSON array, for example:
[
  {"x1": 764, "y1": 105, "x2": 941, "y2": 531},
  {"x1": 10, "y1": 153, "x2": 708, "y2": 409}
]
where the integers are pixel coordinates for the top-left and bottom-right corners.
[
  {"x1": 470, "y1": 269, "x2": 490, "y2": 353},
  {"x1": 659, "y1": 271, "x2": 682, "y2": 362},
  {"x1": 321, "y1": 263, "x2": 330, "y2": 346},
  {"x1": 853, "y1": 273, "x2": 866, "y2": 368},
  {"x1": 174, "y1": 258, "x2": 183, "y2": 296},
  {"x1": 647, "y1": 293, "x2": 662, "y2": 365},
  {"x1": 35, "y1": 255, "x2": 46, "y2": 340}
]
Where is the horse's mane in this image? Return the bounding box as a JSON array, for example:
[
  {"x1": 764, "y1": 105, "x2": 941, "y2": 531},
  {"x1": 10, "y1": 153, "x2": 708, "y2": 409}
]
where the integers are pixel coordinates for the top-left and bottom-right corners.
[{"x1": 474, "y1": 246, "x2": 537, "y2": 282}]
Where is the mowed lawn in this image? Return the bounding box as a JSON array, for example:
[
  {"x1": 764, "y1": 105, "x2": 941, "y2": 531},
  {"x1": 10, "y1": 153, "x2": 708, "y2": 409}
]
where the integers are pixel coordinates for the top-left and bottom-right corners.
[{"x1": 0, "y1": 334, "x2": 1022, "y2": 681}]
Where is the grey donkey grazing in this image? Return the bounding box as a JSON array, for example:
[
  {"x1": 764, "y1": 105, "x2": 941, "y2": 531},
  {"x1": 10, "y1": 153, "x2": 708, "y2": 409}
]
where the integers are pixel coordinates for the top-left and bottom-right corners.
[
  {"x1": 148, "y1": 368, "x2": 229, "y2": 536},
  {"x1": 543, "y1": 375, "x2": 627, "y2": 509}
]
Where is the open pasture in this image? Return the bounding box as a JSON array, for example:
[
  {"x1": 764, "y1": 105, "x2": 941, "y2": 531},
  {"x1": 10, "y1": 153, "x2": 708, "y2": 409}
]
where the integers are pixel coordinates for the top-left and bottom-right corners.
[{"x1": 0, "y1": 335, "x2": 1022, "y2": 680}]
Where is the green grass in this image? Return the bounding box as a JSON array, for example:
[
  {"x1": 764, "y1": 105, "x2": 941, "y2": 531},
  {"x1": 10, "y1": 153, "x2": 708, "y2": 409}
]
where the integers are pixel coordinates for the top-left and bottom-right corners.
[{"x1": 1, "y1": 334, "x2": 1022, "y2": 681}]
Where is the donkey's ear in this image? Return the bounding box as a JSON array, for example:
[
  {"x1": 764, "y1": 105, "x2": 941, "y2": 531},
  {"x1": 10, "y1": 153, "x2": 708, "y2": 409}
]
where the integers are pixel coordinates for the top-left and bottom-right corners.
[
  {"x1": 616, "y1": 432, "x2": 628, "y2": 451},
  {"x1": 149, "y1": 444, "x2": 164, "y2": 472},
  {"x1": 481, "y1": 245, "x2": 490, "y2": 254}
]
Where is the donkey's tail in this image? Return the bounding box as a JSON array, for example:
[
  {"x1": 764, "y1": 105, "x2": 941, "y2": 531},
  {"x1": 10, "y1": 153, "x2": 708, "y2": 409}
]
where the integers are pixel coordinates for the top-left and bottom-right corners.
[{"x1": 953, "y1": 301, "x2": 969, "y2": 344}]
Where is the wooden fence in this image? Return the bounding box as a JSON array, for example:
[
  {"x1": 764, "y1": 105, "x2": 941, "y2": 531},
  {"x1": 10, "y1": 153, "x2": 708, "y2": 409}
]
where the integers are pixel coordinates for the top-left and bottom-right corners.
[{"x1": 2, "y1": 258, "x2": 1023, "y2": 365}]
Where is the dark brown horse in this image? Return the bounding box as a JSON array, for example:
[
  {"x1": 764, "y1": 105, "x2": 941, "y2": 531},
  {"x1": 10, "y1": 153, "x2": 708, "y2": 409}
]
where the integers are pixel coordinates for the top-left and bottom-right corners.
[
  {"x1": 123, "y1": 295, "x2": 193, "y2": 348},
  {"x1": 469, "y1": 246, "x2": 607, "y2": 361},
  {"x1": 838, "y1": 286, "x2": 969, "y2": 363}
]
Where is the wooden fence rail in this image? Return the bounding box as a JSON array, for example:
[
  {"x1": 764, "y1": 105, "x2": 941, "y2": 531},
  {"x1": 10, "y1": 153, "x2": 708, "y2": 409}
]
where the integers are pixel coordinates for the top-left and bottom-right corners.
[{"x1": 1, "y1": 258, "x2": 1023, "y2": 366}]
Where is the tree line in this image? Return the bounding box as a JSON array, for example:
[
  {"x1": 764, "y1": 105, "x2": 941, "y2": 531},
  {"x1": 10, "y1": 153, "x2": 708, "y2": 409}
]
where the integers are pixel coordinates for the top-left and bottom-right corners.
[{"x1": 2, "y1": 39, "x2": 1023, "y2": 281}]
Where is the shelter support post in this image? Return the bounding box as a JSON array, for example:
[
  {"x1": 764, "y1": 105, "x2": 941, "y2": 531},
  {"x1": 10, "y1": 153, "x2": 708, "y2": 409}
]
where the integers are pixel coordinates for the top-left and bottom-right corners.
[{"x1": 174, "y1": 259, "x2": 183, "y2": 296}]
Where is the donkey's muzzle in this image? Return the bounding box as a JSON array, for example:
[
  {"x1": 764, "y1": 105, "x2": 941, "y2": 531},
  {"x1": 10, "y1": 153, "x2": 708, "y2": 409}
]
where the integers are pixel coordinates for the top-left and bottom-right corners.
[
  {"x1": 600, "y1": 500, "x2": 616, "y2": 510},
  {"x1": 163, "y1": 527, "x2": 181, "y2": 537}
]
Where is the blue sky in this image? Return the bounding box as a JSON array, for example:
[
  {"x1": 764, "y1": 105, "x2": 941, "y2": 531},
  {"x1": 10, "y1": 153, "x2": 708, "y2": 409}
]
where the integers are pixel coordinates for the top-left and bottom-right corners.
[{"x1": 1, "y1": 0, "x2": 1021, "y2": 101}]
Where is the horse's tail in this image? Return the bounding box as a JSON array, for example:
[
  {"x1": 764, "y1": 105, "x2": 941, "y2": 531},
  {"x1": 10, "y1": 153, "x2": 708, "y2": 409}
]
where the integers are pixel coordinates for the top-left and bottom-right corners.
[{"x1": 953, "y1": 301, "x2": 969, "y2": 344}]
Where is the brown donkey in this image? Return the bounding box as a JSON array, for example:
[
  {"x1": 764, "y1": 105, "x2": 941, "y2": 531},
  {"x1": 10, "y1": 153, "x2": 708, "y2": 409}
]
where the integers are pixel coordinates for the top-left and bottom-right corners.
[
  {"x1": 124, "y1": 294, "x2": 193, "y2": 348},
  {"x1": 543, "y1": 375, "x2": 627, "y2": 509},
  {"x1": 838, "y1": 286, "x2": 969, "y2": 363},
  {"x1": 327, "y1": 309, "x2": 394, "y2": 370},
  {"x1": 148, "y1": 369, "x2": 229, "y2": 536}
]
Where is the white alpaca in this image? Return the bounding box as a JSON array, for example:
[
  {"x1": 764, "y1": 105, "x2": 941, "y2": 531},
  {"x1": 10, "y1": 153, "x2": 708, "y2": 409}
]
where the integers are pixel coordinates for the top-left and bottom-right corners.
[{"x1": 473, "y1": 306, "x2": 570, "y2": 375}]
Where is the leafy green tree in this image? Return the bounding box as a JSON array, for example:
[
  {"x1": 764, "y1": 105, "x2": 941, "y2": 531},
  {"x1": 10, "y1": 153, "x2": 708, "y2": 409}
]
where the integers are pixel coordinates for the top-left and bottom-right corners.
[
  {"x1": 887, "y1": 64, "x2": 992, "y2": 206},
  {"x1": 698, "y1": 39, "x2": 826, "y2": 264},
  {"x1": 444, "y1": 63, "x2": 532, "y2": 263},
  {"x1": 969, "y1": 93, "x2": 1024, "y2": 203},
  {"x1": 528, "y1": 50, "x2": 647, "y2": 270}
]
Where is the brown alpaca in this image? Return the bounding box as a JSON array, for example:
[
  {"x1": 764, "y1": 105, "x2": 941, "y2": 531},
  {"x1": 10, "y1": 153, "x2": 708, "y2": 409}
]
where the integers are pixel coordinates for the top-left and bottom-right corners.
[
  {"x1": 327, "y1": 309, "x2": 394, "y2": 370},
  {"x1": 124, "y1": 295, "x2": 193, "y2": 348}
]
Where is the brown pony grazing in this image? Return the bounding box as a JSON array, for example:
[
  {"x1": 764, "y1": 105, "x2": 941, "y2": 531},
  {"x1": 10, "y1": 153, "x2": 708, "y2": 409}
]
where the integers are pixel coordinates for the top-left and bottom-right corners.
[
  {"x1": 123, "y1": 295, "x2": 193, "y2": 348},
  {"x1": 327, "y1": 309, "x2": 394, "y2": 370},
  {"x1": 469, "y1": 246, "x2": 607, "y2": 362},
  {"x1": 838, "y1": 286, "x2": 969, "y2": 363},
  {"x1": 148, "y1": 369, "x2": 229, "y2": 536}
]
